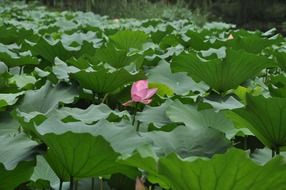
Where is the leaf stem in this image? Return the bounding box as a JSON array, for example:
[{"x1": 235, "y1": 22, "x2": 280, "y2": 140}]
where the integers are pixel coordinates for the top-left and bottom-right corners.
[
  {"x1": 70, "y1": 176, "x2": 74, "y2": 190},
  {"x1": 132, "y1": 103, "x2": 138, "y2": 126},
  {"x1": 276, "y1": 147, "x2": 280, "y2": 155},
  {"x1": 100, "y1": 177, "x2": 103, "y2": 190},
  {"x1": 136, "y1": 121, "x2": 141, "y2": 132},
  {"x1": 243, "y1": 135, "x2": 247, "y2": 150},
  {"x1": 272, "y1": 148, "x2": 275, "y2": 158},
  {"x1": 92, "y1": 92, "x2": 97, "y2": 104},
  {"x1": 272, "y1": 147, "x2": 281, "y2": 157},
  {"x1": 59, "y1": 180, "x2": 63, "y2": 190},
  {"x1": 101, "y1": 93, "x2": 109, "y2": 104},
  {"x1": 75, "y1": 180, "x2": 78, "y2": 190},
  {"x1": 264, "y1": 68, "x2": 269, "y2": 83},
  {"x1": 19, "y1": 66, "x2": 23, "y2": 75},
  {"x1": 91, "y1": 177, "x2": 95, "y2": 190}
]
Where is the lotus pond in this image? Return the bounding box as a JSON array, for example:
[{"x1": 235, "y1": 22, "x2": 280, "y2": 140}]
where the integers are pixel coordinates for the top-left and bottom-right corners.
[{"x1": 1, "y1": 2, "x2": 286, "y2": 190}]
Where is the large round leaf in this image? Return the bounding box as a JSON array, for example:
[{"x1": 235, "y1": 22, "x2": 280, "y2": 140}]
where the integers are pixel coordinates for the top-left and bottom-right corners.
[
  {"x1": 30, "y1": 156, "x2": 60, "y2": 189},
  {"x1": 158, "y1": 148, "x2": 286, "y2": 190},
  {"x1": 37, "y1": 118, "x2": 151, "y2": 155},
  {"x1": 0, "y1": 43, "x2": 38, "y2": 67},
  {"x1": 119, "y1": 145, "x2": 170, "y2": 189},
  {"x1": 72, "y1": 69, "x2": 144, "y2": 94},
  {"x1": 137, "y1": 100, "x2": 173, "y2": 128},
  {"x1": 274, "y1": 51, "x2": 286, "y2": 71},
  {"x1": 54, "y1": 103, "x2": 130, "y2": 124},
  {"x1": 147, "y1": 60, "x2": 208, "y2": 95},
  {"x1": 8, "y1": 74, "x2": 37, "y2": 90},
  {"x1": 0, "y1": 91, "x2": 24, "y2": 109},
  {"x1": 109, "y1": 30, "x2": 149, "y2": 50},
  {"x1": 227, "y1": 32, "x2": 276, "y2": 53},
  {"x1": 0, "y1": 161, "x2": 35, "y2": 190},
  {"x1": 94, "y1": 44, "x2": 144, "y2": 68},
  {"x1": 30, "y1": 38, "x2": 79, "y2": 63},
  {"x1": 166, "y1": 100, "x2": 238, "y2": 139},
  {"x1": 0, "y1": 133, "x2": 38, "y2": 170},
  {"x1": 18, "y1": 81, "x2": 78, "y2": 118},
  {"x1": 233, "y1": 95, "x2": 286, "y2": 151},
  {"x1": 171, "y1": 49, "x2": 272, "y2": 92},
  {"x1": 269, "y1": 74, "x2": 286, "y2": 98},
  {"x1": 52, "y1": 57, "x2": 80, "y2": 81},
  {"x1": 143, "y1": 125, "x2": 230, "y2": 158},
  {"x1": 0, "y1": 111, "x2": 20, "y2": 134},
  {"x1": 42, "y1": 132, "x2": 127, "y2": 181}
]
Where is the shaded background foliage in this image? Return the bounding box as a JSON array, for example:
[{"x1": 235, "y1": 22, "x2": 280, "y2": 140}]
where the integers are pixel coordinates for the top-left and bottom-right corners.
[{"x1": 12, "y1": 0, "x2": 286, "y2": 34}]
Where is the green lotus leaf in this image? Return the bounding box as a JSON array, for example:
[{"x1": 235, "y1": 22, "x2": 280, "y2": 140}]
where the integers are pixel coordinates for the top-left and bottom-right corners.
[
  {"x1": 203, "y1": 22, "x2": 234, "y2": 30},
  {"x1": 184, "y1": 30, "x2": 212, "y2": 50},
  {"x1": 18, "y1": 81, "x2": 78, "y2": 117},
  {"x1": 3, "y1": 4, "x2": 286, "y2": 190},
  {"x1": 39, "y1": 115, "x2": 228, "y2": 159},
  {"x1": 67, "y1": 56, "x2": 91, "y2": 70},
  {"x1": 16, "y1": 81, "x2": 78, "y2": 135},
  {"x1": 227, "y1": 32, "x2": 280, "y2": 53},
  {"x1": 200, "y1": 46, "x2": 227, "y2": 59},
  {"x1": 233, "y1": 95, "x2": 286, "y2": 151},
  {"x1": 233, "y1": 85, "x2": 263, "y2": 103},
  {"x1": 149, "y1": 82, "x2": 174, "y2": 97},
  {"x1": 147, "y1": 60, "x2": 208, "y2": 95},
  {"x1": 30, "y1": 38, "x2": 79, "y2": 63},
  {"x1": 269, "y1": 74, "x2": 286, "y2": 98},
  {"x1": 0, "y1": 61, "x2": 8, "y2": 74},
  {"x1": 159, "y1": 34, "x2": 183, "y2": 49},
  {"x1": 30, "y1": 156, "x2": 60, "y2": 189},
  {"x1": 0, "y1": 91, "x2": 24, "y2": 109},
  {"x1": 251, "y1": 148, "x2": 286, "y2": 165},
  {"x1": 42, "y1": 132, "x2": 133, "y2": 180},
  {"x1": 109, "y1": 30, "x2": 149, "y2": 50},
  {"x1": 33, "y1": 67, "x2": 50, "y2": 78},
  {"x1": 52, "y1": 57, "x2": 80, "y2": 81},
  {"x1": 61, "y1": 31, "x2": 101, "y2": 48},
  {"x1": 143, "y1": 125, "x2": 230, "y2": 158},
  {"x1": 0, "y1": 111, "x2": 20, "y2": 134},
  {"x1": 0, "y1": 72, "x2": 10, "y2": 90},
  {"x1": 166, "y1": 100, "x2": 238, "y2": 139},
  {"x1": 0, "y1": 161, "x2": 35, "y2": 190},
  {"x1": 274, "y1": 51, "x2": 286, "y2": 71},
  {"x1": 0, "y1": 25, "x2": 35, "y2": 44},
  {"x1": 137, "y1": 100, "x2": 173, "y2": 128},
  {"x1": 38, "y1": 25, "x2": 60, "y2": 35},
  {"x1": 158, "y1": 148, "x2": 286, "y2": 190},
  {"x1": 71, "y1": 69, "x2": 145, "y2": 94},
  {"x1": 119, "y1": 145, "x2": 170, "y2": 189},
  {"x1": 54, "y1": 103, "x2": 130, "y2": 124},
  {"x1": 158, "y1": 44, "x2": 185, "y2": 60},
  {"x1": 223, "y1": 111, "x2": 253, "y2": 136},
  {"x1": 0, "y1": 133, "x2": 38, "y2": 170},
  {"x1": 94, "y1": 44, "x2": 144, "y2": 68},
  {"x1": 8, "y1": 74, "x2": 37, "y2": 90},
  {"x1": 0, "y1": 43, "x2": 38, "y2": 67},
  {"x1": 202, "y1": 95, "x2": 244, "y2": 111},
  {"x1": 150, "y1": 28, "x2": 173, "y2": 44},
  {"x1": 37, "y1": 118, "x2": 151, "y2": 155},
  {"x1": 171, "y1": 49, "x2": 272, "y2": 92},
  {"x1": 54, "y1": 16, "x2": 78, "y2": 31}
]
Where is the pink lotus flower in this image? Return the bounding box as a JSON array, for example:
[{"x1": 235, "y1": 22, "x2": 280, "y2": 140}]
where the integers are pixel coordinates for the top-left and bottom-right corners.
[{"x1": 123, "y1": 80, "x2": 157, "y2": 106}]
